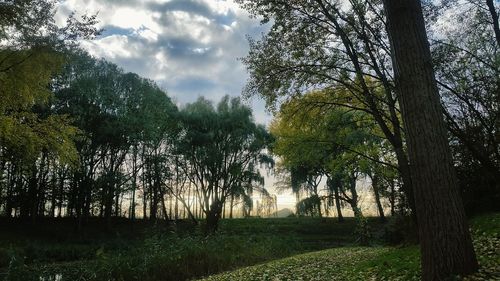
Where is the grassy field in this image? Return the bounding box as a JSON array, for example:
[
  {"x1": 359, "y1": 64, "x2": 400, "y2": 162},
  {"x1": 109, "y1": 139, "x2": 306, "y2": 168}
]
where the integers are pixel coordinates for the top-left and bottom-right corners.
[
  {"x1": 204, "y1": 214, "x2": 500, "y2": 281},
  {"x1": 0, "y1": 214, "x2": 498, "y2": 281},
  {"x1": 0, "y1": 217, "x2": 383, "y2": 281}
]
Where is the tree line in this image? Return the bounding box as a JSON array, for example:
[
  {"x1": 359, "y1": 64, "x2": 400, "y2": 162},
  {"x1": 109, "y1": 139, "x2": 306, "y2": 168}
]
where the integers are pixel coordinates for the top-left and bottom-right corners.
[
  {"x1": 0, "y1": 1, "x2": 276, "y2": 233},
  {"x1": 1, "y1": 48, "x2": 275, "y2": 231}
]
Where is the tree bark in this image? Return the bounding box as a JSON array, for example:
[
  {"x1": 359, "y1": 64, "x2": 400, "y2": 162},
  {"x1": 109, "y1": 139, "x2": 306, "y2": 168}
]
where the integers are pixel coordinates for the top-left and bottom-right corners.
[
  {"x1": 328, "y1": 177, "x2": 344, "y2": 222},
  {"x1": 486, "y1": 0, "x2": 500, "y2": 48},
  {"x1": 229, "y1": 194, "x2": 234, "y2": 219},
  {"x1": 205, "y1": 200, "x2": 223, "y2": 234},
  {"x1": 347, "y1": 175, "x2": 360, "y2": 217},
  {"x1": 371, "y1": 174, "x2": 386, "y2": 222},
  {"x1": 334, "y1": 190, "x2": 344, "y2": 222},
  {"x1": 389, "y1": 179, "x2": 396, "y2": 217},
  {"x1": 383, "y1": 1, "x2": 478, "y2": 279}
]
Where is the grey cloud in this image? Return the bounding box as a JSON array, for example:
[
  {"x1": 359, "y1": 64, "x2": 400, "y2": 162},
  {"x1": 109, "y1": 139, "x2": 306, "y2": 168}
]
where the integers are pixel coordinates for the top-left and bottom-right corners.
[
  {"x1": 70, "y1": 0, "x2": 271, "y2": 125},
  {"x1": 148, "y1": 0, "x2": 214, "y2": 18},
  {"x1": 148, "y1": 0, "x2": 237, "y2": 26},
  {"x1": 99, "y1": 25, "x2": 134, "y2": 37}
]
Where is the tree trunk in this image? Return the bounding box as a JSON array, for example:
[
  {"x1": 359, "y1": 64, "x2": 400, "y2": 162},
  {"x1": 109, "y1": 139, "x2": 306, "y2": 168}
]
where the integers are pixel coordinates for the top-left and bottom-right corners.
[
  {"x1": 130, "y1": 146, "x2": 138, "y2": 220},
  {"x1": 174, "y1": 195, "x2": 179, "y2": 220},
  {"x1": 178, "y1": 196, "x2": 198, "y2": 224},
  {"x1": 393, "y1": 149, "x2": 418, "y2": 223},
  {"x1": 205, "y1": 200, "x2": 223, "y2": 234},
  {"x1": 229, "y1": 194, "x2": 234, "y2": 219},
  {"x1": 334, "y1": 191, "x2": 344, "y2": 222},
  {"x1": 347, "y1": 175, "x2": 359, "y2": 217},
  {"x1": 4, "y1": 163, "x2": 14, "y2": 217},
  {"x1": 313, "y1": 188, "x2": 323, "y2": 218},
  {"x1": 222, "y1": 201, "x2": 226, "y2": 219},
  {"x1": 328, "y1": 177, "x2": 344, "y2": 222},
  {"x1": 383, "y1": 1, "x2": 478, "y2": 279},
  {"x1": 161, "y1": 193, "x2": 169, "y2": 221},
  {"x1": 371, "y1": 174, "x2": 386, "y2": 222},
  {"x1": 389, "y1": 179, "x2": 396, "y2": 217},
  {"x1": 486, "y1": 0, "x2": 500, "y2": 48},
  {"x1": 205, "y1": 210, "x2": 220, "y2": 233}
]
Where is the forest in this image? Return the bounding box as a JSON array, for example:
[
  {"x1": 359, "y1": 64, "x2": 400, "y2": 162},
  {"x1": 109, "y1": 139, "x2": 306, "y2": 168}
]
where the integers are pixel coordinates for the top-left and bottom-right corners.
[{"x1": 0, "y1": 0, "x2": 499, "y2": 280}]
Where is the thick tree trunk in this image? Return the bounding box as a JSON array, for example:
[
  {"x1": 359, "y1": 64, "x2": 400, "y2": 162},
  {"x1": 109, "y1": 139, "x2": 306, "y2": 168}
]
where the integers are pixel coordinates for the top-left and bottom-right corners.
[
  {"x1": 205, "y1": 210, "x2": 220, "y2": 233},
  {"x1": 383, "y1": 1, "x2": 478, "y2": 279},
  {"x1": 205, "y1": 200, "x2": 223, "y2": 234}
]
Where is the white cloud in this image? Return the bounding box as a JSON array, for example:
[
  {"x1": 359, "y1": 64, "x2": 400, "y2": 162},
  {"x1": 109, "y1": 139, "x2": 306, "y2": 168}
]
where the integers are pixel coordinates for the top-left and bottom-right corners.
[
  {"x1": 81, "y1": 35, "x2": 133, "y2": 58},
  {"x1": 56, "y1": 0, "x2": 272, "y2": 125},
  {"x1": 135, "y1": 28, "x2": 159, "y2": 42}
]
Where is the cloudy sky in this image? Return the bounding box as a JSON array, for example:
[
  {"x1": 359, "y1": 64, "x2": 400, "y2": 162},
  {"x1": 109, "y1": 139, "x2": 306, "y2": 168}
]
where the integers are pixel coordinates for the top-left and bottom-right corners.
[
  {"x1": 55, "y1": 0, "x2": 273, "y2": 125},
  {"x1": 54, "y1": 0, "x2": 300, "y2": 210},
  {"x1": 53, "y1": 0, "x2": 388, "y2": 214}
]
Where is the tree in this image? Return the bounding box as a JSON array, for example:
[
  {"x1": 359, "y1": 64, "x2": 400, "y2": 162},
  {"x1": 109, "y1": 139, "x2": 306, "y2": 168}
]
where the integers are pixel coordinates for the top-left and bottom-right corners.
[
  {"x1": 236, "y1": 0, "x2": 417, "y2": 216},
  {"x1": 51, "y1": 50, "x2": 178, "y2": 224},
  {"x1": 270, "y1": 90, "x2": 393, "y2": 224},
  {"x1": 430, "y1": 0, "x2": 500, "y2": 213},
  {"x1": 176, "y1": 96, "x2": 272, "y2": 232},
  {"x1": 383, "y1": 0, "x2": 478, "y2": 279},
  {"x1": 0, "y1": 0, "x2": 98, "y2": 219}
]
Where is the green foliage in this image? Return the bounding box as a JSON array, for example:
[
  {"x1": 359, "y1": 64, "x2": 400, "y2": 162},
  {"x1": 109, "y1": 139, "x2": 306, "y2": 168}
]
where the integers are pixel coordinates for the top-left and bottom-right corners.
[
  {"x1": 354, "y1": 211, "x2": 371, "y2": 246},
  {"x1": 0, "y1": 0, "x2": 100, "y2": 164},
  {"x1": 0, "y1": 47, "x2": 79, "y2": 164},
  {"x1": 381, "y1": 215, "x2": 418, "y2": 245},
  {"x1": 270, "y1": 90, "x2": 392, "y2": 244},
  {"x1": 176, "y1": 96, "x2": 272, "y2": 230},
  {"x1": 270, "y1": 89, "x2": 388, "y2": 184},
  {"x1": 296, "y1": 195, "x2": 322, "y2": 217},
  {"x1": 11, "y1": 234, "x2": 298, "y2": 281}
]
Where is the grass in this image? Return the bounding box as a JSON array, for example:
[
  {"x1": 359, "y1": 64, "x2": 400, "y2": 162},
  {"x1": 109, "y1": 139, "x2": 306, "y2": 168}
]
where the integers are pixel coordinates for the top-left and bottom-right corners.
[
  {"x1": 0, "y1": 214, "x2": 498, "y2": 281},
  {"x1": 202, "y1": 213, "x2": 500, "y2": 281},
  {"x1": 0, "y1": 217, "x2": 381, "y2": 281},
  {"x1": 201, "y1": 247, "x2": 390, "y2": 281}
]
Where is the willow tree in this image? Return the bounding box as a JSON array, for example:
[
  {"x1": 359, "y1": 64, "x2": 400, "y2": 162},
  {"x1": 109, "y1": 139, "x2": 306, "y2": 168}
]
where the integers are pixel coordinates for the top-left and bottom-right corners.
[
  {"x1": 176, "y1": 96, "x2": 272, "y2": 232},
  {"x1": 270, "y1": 90, "x2": 393, "y2": 222}
]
